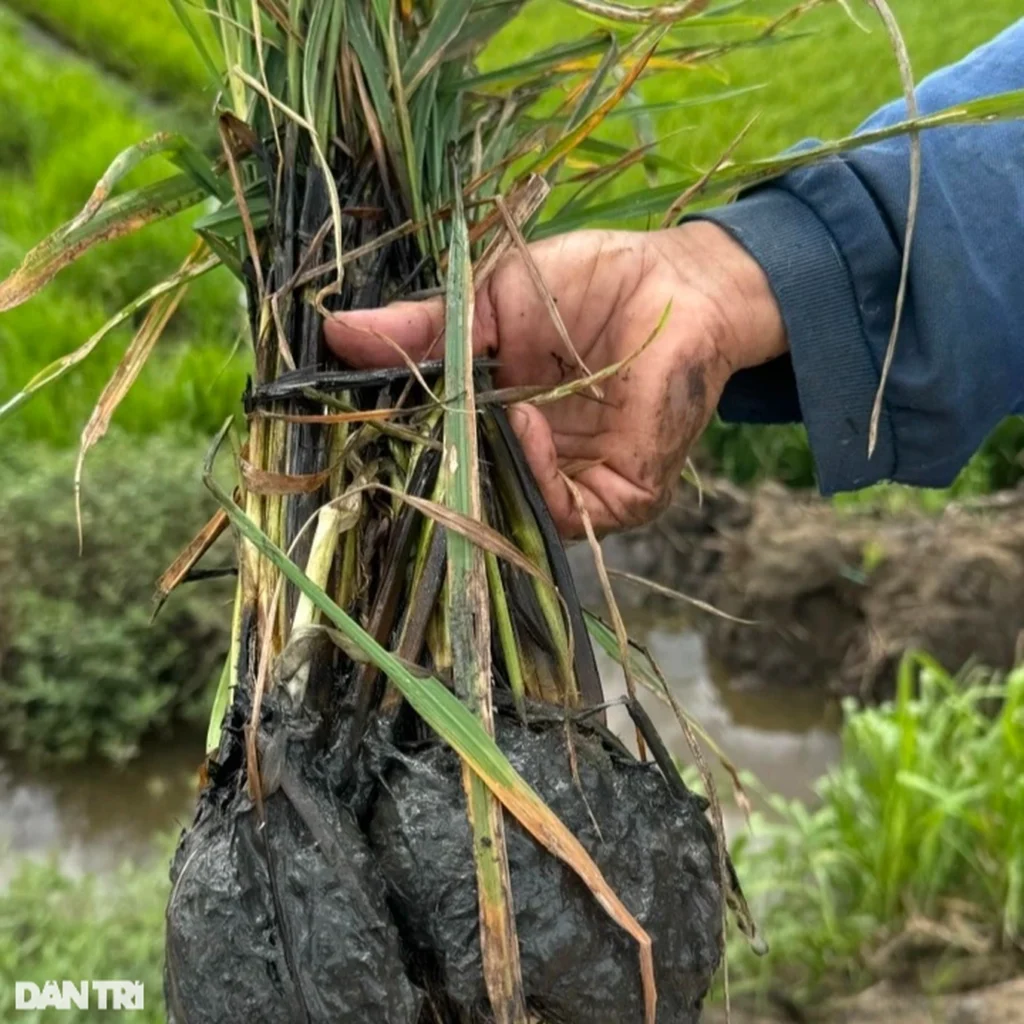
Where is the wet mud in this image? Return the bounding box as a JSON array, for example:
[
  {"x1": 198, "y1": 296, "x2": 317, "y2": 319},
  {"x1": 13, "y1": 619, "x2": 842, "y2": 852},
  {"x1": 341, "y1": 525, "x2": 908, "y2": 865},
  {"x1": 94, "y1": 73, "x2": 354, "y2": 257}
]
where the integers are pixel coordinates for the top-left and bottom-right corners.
[{"x1": 164, "y1": 693, "x2": 725, "y2": 1024}]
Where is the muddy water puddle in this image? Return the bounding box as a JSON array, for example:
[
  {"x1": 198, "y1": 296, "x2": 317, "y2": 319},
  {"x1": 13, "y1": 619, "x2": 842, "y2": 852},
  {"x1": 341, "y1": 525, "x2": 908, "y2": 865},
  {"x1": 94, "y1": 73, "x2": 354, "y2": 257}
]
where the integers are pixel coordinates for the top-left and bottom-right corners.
[
  {"x1": 0, "y1": 614, "x2": 841, "y2": 883},
  {"x1": 0, "y1": 736, "x2": 200, "y2": 887},
  {"x1": 599, "y1": 614, "x2": 842, "y2": 836}
]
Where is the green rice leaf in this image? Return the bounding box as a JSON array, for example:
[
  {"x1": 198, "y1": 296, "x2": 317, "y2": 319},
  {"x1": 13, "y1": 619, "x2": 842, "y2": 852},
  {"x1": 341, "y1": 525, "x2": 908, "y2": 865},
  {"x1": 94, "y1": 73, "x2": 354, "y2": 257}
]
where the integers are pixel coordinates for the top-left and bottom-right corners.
[
  {"x1": 572, "y1": 134, "x2": 686, "y2": 172},
  {"x1": 368, "y1": 0, "x2": 391, "y2": 37},
  {"x1": 193, "y1": 191, "x2": 272, "y2": 237},
  {"x1": 0, "y1": 176, "x2": 206, "y2": 314},
  {"x1": 457, "y1": 36, "x2": 609, "y2": 90},
  {"x1": 206, "y1": 655, "x2": 234, "y2": 754},
  {"x1": 169, "y1": 0, "x2": 224, "y2": 84},
  {"x1": 404, "y1": 0, "x2": 473, "y2": 94},
  {"x1": 346, "y1": 2, "x2": 402, "y2": 153},
  {"x1": 303, "y1": 0, "x2": 343, "y2": 143},
  {"x1": 384, "y1": 10, "x2": 425, "y2": 228}
]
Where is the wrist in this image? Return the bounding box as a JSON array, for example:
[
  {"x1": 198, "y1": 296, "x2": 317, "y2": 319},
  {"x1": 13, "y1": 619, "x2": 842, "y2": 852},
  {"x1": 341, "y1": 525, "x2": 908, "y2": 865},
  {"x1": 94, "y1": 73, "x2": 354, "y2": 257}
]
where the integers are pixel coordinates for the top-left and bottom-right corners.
[{"x1": 655, "y1": 220, "x2": 788, "y2": 372}]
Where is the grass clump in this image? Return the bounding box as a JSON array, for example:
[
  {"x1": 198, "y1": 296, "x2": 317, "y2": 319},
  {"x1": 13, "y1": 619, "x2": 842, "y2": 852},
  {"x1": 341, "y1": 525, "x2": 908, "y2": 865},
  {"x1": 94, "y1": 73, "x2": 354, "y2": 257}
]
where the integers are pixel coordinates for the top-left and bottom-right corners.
[
  {"x1": 727, "y1": 653, "x2": 1024, "y2": 1005},
  {"x1": 0, "y1": 434, "x2": 231, "y2": 763},
  {"x1": 0, "y1": 853, "x2": 170, "y2": 1024},
  {"x1": 3, "y1": 1, "x2": 804, "y2": 1016}
]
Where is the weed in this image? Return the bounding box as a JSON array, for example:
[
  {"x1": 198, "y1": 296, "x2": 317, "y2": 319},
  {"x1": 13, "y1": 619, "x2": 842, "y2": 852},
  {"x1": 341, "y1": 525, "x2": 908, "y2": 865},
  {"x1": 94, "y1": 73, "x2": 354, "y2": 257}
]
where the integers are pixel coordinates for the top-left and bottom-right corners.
[{"x1": 725, "y1": 653, "x2": 1024, "y2": 1003}]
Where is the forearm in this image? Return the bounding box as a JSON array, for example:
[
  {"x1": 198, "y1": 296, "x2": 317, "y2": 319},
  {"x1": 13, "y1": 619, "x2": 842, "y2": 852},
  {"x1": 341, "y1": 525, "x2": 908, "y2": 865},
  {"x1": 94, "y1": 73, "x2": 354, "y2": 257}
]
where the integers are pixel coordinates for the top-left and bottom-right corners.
[{"x1": 696, "y1": 19, "x2": 1024, "y2": 493}]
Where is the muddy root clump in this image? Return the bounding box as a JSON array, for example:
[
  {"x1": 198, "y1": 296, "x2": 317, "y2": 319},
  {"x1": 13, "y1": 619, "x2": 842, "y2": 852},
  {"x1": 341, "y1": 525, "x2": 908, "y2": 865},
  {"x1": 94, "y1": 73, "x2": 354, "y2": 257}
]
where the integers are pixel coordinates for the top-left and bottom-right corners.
[
  {"x1": 369, "y1": 712, "x2": 724, "y2": 1024},
  {"x1": 164, "y1": 699, "x2": 421, "y2": 1024}
]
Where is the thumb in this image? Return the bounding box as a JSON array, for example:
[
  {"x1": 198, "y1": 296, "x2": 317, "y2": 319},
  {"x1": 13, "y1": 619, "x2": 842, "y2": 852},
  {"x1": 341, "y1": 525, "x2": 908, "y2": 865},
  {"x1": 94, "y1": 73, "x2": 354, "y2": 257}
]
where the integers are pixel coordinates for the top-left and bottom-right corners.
[{"x1": 324, "y1": 298, "x2": 445, "y2": 368}]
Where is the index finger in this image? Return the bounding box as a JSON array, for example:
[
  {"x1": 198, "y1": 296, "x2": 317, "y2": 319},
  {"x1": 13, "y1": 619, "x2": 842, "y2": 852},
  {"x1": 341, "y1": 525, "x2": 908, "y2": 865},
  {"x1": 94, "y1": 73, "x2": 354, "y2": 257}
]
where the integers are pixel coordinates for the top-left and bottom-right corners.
[{"x1": 324, "y1": 298, "x2": 447, "y2": 368}]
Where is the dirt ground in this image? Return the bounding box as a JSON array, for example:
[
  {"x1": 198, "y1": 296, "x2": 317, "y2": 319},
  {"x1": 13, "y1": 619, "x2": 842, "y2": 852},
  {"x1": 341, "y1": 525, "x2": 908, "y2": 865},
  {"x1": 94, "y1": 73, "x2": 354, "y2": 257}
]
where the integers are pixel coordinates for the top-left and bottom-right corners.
[
  {"x1": 570, "y1": 480, "x2": 1024, "y2": 700},
  {"x1": 703, "y1": 977, "x2": 1024, "y2": 1024}
]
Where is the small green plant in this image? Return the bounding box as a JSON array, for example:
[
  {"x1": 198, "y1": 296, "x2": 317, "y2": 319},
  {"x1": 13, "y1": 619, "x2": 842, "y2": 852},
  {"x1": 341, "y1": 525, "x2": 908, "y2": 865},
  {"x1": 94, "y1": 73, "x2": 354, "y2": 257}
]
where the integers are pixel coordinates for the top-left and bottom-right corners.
[
  {"x1": 0, "y1": 434, "x2": 231, "y2": 762},
  {"x1": 726, "y1": 653, "x2": 1024, "y2": 1003},
  {"x1": 0, "y1": 852, "x2": 170, "y2": 1024}
]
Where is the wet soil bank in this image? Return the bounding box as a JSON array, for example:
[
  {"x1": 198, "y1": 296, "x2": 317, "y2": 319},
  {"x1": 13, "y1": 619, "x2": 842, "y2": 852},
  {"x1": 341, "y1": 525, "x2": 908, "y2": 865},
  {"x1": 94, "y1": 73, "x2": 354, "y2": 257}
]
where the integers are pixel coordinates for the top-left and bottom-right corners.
[
  {"x1": 570, "y1": 481, "x2": 1024, "y2": 700},
  {"x1": 704, "y1": 977, "x2": 1024, "y2": 1024}
]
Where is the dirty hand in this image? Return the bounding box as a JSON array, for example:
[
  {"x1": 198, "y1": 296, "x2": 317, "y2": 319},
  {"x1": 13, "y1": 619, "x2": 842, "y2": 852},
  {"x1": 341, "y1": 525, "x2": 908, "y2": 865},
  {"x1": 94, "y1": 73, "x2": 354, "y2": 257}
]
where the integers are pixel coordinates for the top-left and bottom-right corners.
[{"x1": 325, "y1": 222, "x2": 786, "y2": 539}]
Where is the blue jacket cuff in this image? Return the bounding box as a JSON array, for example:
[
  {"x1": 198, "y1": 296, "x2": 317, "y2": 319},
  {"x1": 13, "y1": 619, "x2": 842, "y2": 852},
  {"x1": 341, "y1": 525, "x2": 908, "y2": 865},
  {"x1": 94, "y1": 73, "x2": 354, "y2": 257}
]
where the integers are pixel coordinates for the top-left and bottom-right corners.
[{"x1": 690, "y1": 190, "x2": 897, "y2": 494}]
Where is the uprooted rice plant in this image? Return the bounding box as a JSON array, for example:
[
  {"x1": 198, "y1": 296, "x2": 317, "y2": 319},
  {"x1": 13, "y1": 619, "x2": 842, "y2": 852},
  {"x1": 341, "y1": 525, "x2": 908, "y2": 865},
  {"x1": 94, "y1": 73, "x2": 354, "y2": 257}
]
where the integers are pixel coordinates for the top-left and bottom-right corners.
[{"x1": 3, "y1": 0, "x2": 1024, "y2": 1021}]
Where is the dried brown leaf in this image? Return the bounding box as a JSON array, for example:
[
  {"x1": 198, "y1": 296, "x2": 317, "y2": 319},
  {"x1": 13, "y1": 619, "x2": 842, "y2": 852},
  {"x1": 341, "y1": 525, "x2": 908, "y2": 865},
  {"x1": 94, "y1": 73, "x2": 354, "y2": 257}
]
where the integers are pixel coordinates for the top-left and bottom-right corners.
[
  {"x1": 240, "y1": 460, "x2": 334, "y2": 495},
  {"x1": 75, "y1": 245, "x2": 203, "y2": 549},
  {"x1": 153, "y1": 508, "x2": 230, "y2": 616},
  {"x1": 495, "y1": 194, "x2": 598, "y2": 395}
]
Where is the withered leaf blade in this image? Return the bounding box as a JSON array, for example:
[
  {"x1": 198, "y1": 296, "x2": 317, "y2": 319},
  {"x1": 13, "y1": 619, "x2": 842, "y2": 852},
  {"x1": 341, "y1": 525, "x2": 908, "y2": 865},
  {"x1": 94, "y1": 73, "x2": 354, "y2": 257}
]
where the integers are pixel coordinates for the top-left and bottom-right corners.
[
  {"x1": 0, "y1": 176, "x2": 206, "y2": 314},
  {"x1": 75, "y1": 244, "x2": 207, "y2": 549},
  {"x1": 153, "y1": 508, "x2": 231, "y2": 619},
  {"x1": 240, "y1": 460, "x2": 334, "y2": 495}
]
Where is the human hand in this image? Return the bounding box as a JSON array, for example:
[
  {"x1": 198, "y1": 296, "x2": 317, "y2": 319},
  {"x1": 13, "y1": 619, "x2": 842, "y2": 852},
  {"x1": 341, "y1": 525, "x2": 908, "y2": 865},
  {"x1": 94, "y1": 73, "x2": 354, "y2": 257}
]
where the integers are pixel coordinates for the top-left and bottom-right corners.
[{"x1": 325, "y1": 222, "x2": 786, "y2": 539}]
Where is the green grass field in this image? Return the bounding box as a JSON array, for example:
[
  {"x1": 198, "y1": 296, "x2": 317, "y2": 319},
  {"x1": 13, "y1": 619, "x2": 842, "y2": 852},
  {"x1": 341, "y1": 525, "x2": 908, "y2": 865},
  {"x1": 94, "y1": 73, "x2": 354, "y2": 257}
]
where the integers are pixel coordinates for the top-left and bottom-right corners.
[
  {"x1": 1, "y1": 0, "x2": 1021, "y2": 480},
  {"x1": 489, "y1": 1, "x2": 1020, "y2": 197},
  {"x1": 5, "y1": 0, "x2": 213, "y2": 98},
  {"x1": 0, "y1": 7, "x2": 245, "y2": 446}
]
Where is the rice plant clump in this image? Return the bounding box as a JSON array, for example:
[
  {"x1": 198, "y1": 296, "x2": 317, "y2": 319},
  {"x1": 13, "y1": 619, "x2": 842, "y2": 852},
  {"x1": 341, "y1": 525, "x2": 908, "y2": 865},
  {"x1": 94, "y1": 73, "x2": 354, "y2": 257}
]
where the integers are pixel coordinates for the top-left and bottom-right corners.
[{"x1": 0, "y1": 2, "x2": 746, "y2": 1019}]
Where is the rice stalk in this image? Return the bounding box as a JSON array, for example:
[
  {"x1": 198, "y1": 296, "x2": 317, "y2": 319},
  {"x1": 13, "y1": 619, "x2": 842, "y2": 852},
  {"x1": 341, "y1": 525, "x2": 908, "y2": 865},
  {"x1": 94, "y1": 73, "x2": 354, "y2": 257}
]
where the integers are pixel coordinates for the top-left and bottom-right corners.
[{"x1": 442, "y1": 183, "x2": 527, "y2": 1024}]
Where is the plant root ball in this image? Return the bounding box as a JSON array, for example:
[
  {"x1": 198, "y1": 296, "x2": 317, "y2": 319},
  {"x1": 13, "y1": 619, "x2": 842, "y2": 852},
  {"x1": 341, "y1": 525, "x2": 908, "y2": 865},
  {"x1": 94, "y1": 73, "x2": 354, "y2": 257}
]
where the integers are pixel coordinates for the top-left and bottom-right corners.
[
  {"x1": 164, "y1": 742, "x2": 421, "y2": 1024},
  {"x1": 368, "y1": 718, "x2": 723, "y2": 1024}
]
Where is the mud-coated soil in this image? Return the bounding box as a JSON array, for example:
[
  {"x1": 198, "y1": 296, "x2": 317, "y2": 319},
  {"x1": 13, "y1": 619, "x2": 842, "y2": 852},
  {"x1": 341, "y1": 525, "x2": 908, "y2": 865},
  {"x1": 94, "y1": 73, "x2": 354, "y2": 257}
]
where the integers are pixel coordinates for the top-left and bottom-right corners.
[{"x1": 569, "y1": 481, "x2": 1024, "y2": 699}]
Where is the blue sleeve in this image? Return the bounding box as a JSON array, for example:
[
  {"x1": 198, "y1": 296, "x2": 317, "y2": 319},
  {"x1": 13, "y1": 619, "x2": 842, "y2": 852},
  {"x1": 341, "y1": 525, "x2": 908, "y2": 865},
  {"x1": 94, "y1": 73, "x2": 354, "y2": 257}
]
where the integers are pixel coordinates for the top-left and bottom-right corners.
[{"x1": 693, "y1": 19, "x2": 1024, "y2": 494}]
